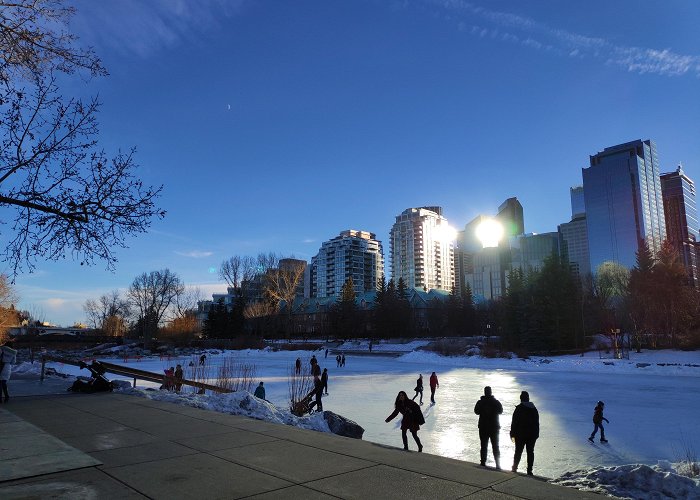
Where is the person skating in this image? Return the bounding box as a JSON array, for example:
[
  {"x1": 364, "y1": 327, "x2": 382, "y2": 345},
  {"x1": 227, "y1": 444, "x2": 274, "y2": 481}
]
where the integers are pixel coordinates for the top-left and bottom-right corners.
[
  {"x1": 336, "y1": 354, "x2": 341, "y2": 367},
  {"x1": 341, "y1": 354, "x2": 346, "y2": 367},
  {"x1": 510, "y1": 391, "x2": 539, "y2": 475},
  {"x1": 321, "y1": 368, "x2": 329, "y2": 395},
  {"x1": 474, "y1": 386, "x2": 503, "y2": 469},
  {"x1": 429, "y1": 372, "x2": 439, "y2": 404},
  {"x1": 385, "y1": 390, "x2": 425, "y2": 452},
  {"x1": 295, "y1": 357, "x2": 301, "y2": 374},
  {"x1": 0, "y1": 341, "x2": 18, "y2": 403},
  {"x1": 588, "y1": 401, "x2": 609, "y2": 443},
  {"x1": 412, "y1": 374, "x2": 424, "y2": 404}
]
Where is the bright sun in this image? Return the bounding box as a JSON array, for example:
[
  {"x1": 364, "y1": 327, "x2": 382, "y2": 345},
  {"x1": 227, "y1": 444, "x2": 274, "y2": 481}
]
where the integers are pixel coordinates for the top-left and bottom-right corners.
[{"x1": 475, "y1": 219, "x2": 504, "y2": 248}]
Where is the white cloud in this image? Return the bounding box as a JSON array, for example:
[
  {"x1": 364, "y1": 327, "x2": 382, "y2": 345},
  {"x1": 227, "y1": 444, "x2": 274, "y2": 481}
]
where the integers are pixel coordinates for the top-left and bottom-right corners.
[
  {"x1": 432, "y1": 0, "x2": 700, "y2": 77},
  {"x1": 175, "y1": 250, "x2": 214, "y2": 258},
  {"x1": 72, "y1": 0, "x2": 246, "y2": 59}
]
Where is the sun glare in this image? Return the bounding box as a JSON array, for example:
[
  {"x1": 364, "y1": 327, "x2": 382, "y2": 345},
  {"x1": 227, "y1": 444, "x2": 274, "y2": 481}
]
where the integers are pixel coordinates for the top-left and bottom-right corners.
[
  {"x1": 438, "y1": 224, "x2": 457, "y2": 243},
  {"x1": 475, "y1": 219, "x2": 504, "y2": 248}
]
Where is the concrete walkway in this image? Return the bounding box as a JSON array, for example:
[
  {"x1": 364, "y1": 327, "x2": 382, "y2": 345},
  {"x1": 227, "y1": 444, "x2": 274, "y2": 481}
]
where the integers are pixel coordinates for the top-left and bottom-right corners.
[{"x1": 0, "y1": 382, "x2": 602, "y2": 499}]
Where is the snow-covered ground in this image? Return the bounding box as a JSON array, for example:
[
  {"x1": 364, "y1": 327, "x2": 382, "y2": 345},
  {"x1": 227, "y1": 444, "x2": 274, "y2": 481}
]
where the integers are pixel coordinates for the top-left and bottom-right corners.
[{"x1": 38, "y1": 346, "x2": 700, "y2": 499}]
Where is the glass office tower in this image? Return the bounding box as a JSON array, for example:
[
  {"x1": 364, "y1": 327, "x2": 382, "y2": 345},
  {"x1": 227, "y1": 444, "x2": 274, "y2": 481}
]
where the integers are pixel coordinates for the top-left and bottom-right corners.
[
  {"x1": 661, "y1": 165, "x2": 699, "y2": 287},
  {"x1": 583, "y1": 140, "x2": 666, "y2": 272}
]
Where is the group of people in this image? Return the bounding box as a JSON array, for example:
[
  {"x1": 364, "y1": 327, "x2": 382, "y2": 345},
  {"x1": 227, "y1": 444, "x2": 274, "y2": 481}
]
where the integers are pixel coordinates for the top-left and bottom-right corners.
[
  {"x1": 411, "y1": 372, "x2": 440, "y2": 405},
  {"x1": 389, "y1": 382, "x2": 611, "y2": 476},
  {"x1": 335, "y1": 354, "x2": 346, "y2": 367},
  {"x1": 162, "y1": 364, "x2": 184, "y2": 392}
]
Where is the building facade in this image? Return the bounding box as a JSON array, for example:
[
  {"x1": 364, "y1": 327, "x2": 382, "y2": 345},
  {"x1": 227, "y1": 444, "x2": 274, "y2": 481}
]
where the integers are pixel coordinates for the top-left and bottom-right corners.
[
  {"x1": 583, "y1": 139, "x2": 666, "y2": 272},
  {"x1": 310, "y1": 230, "x2": 384, "y2": 298},
  {"x1": 661, "y1": 165, "x2": 699, "y2": 287},
  {"x1": 559, "y1": 186, "x2": 591, "y2": 281},
  {"x1": 390, "y1": 207, "x2": 455, "y2": 292}
]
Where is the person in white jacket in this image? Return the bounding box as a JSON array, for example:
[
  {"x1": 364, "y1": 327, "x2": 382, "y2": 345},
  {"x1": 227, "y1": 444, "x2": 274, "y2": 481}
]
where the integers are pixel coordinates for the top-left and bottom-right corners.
[{"x1": 0, "y1": 341, "x2": 18, "y2": 402}]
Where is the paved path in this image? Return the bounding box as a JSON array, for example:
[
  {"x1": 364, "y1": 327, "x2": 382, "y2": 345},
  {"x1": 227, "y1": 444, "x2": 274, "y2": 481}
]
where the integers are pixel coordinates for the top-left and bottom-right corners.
[{"x1": 0, "y1": 380, "x2": 602, "y2": 499}]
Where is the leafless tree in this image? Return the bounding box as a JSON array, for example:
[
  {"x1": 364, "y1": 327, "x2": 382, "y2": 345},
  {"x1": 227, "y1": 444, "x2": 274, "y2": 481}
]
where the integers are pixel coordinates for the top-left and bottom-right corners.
[
  {"x1": 0, "y1": 274, "x2": 18, "y2": 342},
  {"x1": 0, "y1": 1, "x2": 164, "y2": 275},
  {"x1": 127, "y1": 269, "x2": 184, "y2": 343},
  {"x1": 83, "y1": 289, "x2": 130, "y2": 335},
  {"x1": 265, "y1": 258, "x2": 306, "y2": 311},
  {"x1": 219, "y1": 255, "x2": 257, "y2": 289},
  {"x1": 173, "y1": 285, "x2": 204, "y2": 320},
  {"x1": 256, "y1": 252, "x2": 279, "y2": 274}
]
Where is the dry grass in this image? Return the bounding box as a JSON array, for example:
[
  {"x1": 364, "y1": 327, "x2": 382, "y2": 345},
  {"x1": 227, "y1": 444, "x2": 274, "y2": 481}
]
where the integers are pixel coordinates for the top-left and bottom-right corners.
[
  {"x1": 215, "y1": 356, "x2": 257, "y2": 392},
  {"x1": 288, "y1": 363, "x2": 313, "y2": 416}
]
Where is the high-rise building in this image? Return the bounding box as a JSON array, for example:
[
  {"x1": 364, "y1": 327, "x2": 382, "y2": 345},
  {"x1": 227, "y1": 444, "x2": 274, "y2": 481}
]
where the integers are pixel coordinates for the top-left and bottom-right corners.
[
  {"x1": 390, "y1": 207, "x2": 454, "y2": 292},
  {"x1": 570, "y1": 186, "x2": 586, "y2": 219},
  {"x1": 661, "y1": 165, "x2": 699, "y2": 287},
  {"x1": 496, "y1": 197, "x2": 525, "y2": 239},
  {"x1": 559, "y1": 186, "x2": 591, "y2": 281},
  {"x1": 310, "y1": 230, "x2": 384, "y2": 298},
  {"x1": 583, "y1": 139, "x2": 666, "y2": 272},
  {"x1": 511, "y1": 232, "x2": 560, "y2": 274}
]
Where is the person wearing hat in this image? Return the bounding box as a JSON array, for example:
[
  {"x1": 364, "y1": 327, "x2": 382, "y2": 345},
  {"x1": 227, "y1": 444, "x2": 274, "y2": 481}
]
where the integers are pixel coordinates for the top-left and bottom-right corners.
[
  {"x1": 589, "y1": 401, "x2": 609, "y2": 443},
  {"x1": 254, "y1": 381, "x2": 266, "y2": 400},
  {"x1": 510, "y1": 391, "x2": 539, "y2": 475}
]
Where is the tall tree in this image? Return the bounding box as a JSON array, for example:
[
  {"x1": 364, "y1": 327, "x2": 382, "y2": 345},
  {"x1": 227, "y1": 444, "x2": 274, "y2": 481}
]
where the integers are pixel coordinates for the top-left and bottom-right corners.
[
  {"x1": 0, "y1": 274, "x2": 18, "y2": 343},
  {"x1": 83, "y1": 289, "x2": 130, "y2": 336},
  {"x1": 127, "y1": 269, "x2": 184, "y2": 344},
  {"x1": 0, "y1": 1, "x2": 164, "y2": 275},
  {"x1": 264, "y1": 258, "x2": 305, "y2": 335}
]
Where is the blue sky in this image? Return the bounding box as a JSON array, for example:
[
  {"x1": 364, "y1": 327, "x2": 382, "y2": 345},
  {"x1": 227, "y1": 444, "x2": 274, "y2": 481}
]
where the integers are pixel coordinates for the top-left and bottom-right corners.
[{"x1": 10, "y1": 0, "x2": 700, "y2": 326}]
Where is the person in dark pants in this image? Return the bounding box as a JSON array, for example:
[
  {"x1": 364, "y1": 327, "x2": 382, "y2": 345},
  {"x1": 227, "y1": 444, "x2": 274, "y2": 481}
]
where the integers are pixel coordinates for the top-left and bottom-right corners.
[
  {"x1": 589, "y1": 401, "x2": 609, "y2": 443},
  {"x1": 510, "y1": 391, "x2": 539, "y2": 475},
  {"x1": 313, "y1": 374, "x2": 323, "y2": 411},
  {"x1": 321, "y1": 368, "x2": 329, "y2": 395},
  {"x1": 429, "y1": 372, "x2": 439, "y2": 404},
  {"x1": 474, "y1": 386, "x2": 503, "y2": 469},
  {"x1": 385, "y1": 391, "x2": 424, "y2": 452},
  {"x1": 412, "y1": 374, "x2": 424, "y2": 404},
  {"x1": 295, "y1": 357, "x2": 301, "y2": 374}
]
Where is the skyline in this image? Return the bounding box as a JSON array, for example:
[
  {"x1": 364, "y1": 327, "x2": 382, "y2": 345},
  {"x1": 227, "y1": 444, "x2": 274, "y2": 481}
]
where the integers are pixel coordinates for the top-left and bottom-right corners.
[{"x1": 7, "y1": 0, "x2": 700, "y2": 326}]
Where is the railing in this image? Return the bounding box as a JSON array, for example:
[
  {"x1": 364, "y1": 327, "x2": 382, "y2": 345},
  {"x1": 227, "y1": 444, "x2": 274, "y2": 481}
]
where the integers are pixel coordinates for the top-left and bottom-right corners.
[{"x1": 41, "y1": 355, "x2": 231, "y2": 394}]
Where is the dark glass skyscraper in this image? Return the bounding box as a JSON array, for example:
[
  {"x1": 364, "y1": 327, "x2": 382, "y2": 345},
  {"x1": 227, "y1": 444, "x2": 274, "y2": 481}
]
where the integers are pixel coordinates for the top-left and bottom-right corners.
[
  {"x1": 583, "y1": 140, "x2": 666, "y2": 272},
  {"x1": 661, "y1": 165, "x2": 699, "y2": 287}
]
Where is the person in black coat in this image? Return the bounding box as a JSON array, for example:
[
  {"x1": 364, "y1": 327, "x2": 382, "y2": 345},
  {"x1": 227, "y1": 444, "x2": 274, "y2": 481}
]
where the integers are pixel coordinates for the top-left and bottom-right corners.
[
  {"x1": 412, "y1": 374, "x2": 424, "y2": 404},
  {"x1": 321, "y1": 368, "x2": 329, "y2": 395},
  {"x1": 510, "y1": 391, "x2": 539, "y2": 475},
  {"x1": 313, "y1": 374, "x2": 323, "y2": 411},
  {"x1": 474, "y1": 386, "x2": 503, "y2": 468},
  {"x1": 385, "y1": 390, "x2": 424, "y2": 452}
]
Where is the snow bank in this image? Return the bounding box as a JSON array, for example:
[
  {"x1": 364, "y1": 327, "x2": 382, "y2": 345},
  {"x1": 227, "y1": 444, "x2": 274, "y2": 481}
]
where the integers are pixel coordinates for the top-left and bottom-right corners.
[
  {"x1": 117, "y1": 386, "x2": 331, "y2": 433},
  {"x1": 552, "y1": 462, "x2": 700, "y2": 499}
]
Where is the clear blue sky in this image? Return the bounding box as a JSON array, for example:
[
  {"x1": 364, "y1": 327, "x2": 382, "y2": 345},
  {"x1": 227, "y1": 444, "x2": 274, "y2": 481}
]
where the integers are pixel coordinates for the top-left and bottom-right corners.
[{"x1": 11, "y1": 0, "x2": 700, "y2": 326}]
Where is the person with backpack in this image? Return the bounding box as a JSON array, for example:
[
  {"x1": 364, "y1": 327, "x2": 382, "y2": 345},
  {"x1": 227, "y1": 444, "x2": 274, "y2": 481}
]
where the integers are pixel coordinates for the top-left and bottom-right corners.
[
  {"x1": 589, "y1": 401, "x2": 609, "y2": 443},
  {"x1": 412, "y1": 374, "x2": 424, "y2": 404},
  {"x1": 385, "y1": 390, "x2": 424, "y2": 452},
  {"x1": 474, "y1": 386, "x2": 503, "y2": 469},
  {"x1": 510, "y1": 391, "x2": 539, "y2": 475}
]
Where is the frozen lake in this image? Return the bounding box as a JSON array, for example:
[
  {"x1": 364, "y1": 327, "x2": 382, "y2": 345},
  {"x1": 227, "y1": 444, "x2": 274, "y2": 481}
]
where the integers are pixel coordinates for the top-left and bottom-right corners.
[{"x1": 51, "y1": 348, "x2": 700, "y2": 480}]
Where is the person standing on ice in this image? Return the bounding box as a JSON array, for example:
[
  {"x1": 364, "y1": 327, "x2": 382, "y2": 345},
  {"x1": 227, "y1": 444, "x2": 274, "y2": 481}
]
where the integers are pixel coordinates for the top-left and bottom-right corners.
[
  {"x1": 588, "y1": 401, "x2": 609, "y2": 443},
  {"x1": 385, "y1": 391, "x2": 424, "y2": 452},
  {"x1": 474, "y1": 386, "x2": 503, "y2": 469},
  {"x1": 295, "y1": 357, "x2": 301, "y2": 374},
  {"x1": 412, "y1": 374, "x2": 424, "y2": 404},
  {"x1": 321, "y1": 368, "x2": 329, "y2": 395},
  {"x1": 429, "y1": 372, "x2": 439, "y2": 404},
  {"x1": 510, "y1": 390, "x2": 539, "y2": 475}
]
